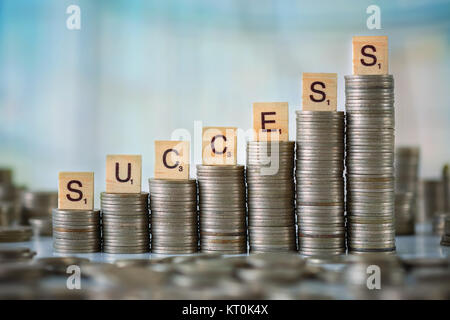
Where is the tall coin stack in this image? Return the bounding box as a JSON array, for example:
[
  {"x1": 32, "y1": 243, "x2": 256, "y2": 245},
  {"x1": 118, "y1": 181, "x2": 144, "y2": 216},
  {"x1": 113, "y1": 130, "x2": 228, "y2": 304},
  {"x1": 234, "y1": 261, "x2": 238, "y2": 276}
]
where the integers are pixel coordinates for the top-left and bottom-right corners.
[
  {"x1": 395, "y1": 146, "x2": 419, "y2": 233},
  {"x1": 394, "y1": 192, "x2": 414, "y2": 235},
  {"x1": 149, "y1": 179, "x2": 198, "y2": 254},
  {"x1": 440, "y1": 216, "x2": 450, "y2": 247},
  {"x1": 197, "y1": 165, "x2": 247, "y2": 254},
  {"x1": 443, "y1": 164, "x2": 450, "y2": 212},
  {"x1": 0, "y1": 169, "x2": 14, "y2": 202},
  {"x1": 432, "y1": 212, "x2": 449, "y2": 236},
  {"x1": 52, "y1": 209, "x2": 101, "y2": 253},
  {"x1": 101, "y1": 192, "x2": 150, "y2": 254},
  {"x1": 345, "y1": 75, "x2": 396, "y2": 253},
  {"x1": 422, "y1": 180, "x2": 445, "y2": 222},
  {"x1": 296, "y1": 111, "x2": 346, "y2": 256},
  {"x1": 21, "y1": 191, "x2": 57, "y2": 225},
  {"x1": 246, "y1": 141, "x2": 296, "y2": 253}
]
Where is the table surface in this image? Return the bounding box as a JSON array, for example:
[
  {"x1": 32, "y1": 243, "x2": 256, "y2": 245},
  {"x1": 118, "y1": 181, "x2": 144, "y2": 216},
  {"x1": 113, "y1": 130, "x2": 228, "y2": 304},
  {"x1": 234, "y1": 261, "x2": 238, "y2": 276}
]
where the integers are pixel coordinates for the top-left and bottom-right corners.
[{"x1": 1, "y1": 226, "x2": 449, "y2": 262}]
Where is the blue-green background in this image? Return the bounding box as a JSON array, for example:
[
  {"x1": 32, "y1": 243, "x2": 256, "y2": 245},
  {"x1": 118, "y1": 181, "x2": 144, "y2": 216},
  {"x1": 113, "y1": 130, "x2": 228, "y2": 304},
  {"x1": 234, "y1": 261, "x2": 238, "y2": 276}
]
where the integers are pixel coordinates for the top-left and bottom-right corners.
[{"x1": 1, "y1": 0, "x2": 449, "y2": 199}]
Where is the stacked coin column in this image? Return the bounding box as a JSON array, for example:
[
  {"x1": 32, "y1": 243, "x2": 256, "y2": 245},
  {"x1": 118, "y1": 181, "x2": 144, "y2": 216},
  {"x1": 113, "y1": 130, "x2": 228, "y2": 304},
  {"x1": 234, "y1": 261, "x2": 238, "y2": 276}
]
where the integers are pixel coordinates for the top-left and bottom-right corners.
[
  {"x1": 296, "y1": 111, "x2": 346, "y2": 256},
  {"x1": 100, "y1": 192, "x2": 150, "y2": 254},
  {"x1": 441, "y1": 216, "x2": 450, "y2": 247},
  {"x1": 149, "y1": 179, "x2": 198, "y2": 254},
  {"x1": 394, "y1": 192, "x2": 414, "y2": 235},
  {"x1": 21, "y1": 191, "x2": 57, "y2": 225},
  {"x1": 246, "y1": 141, "x2": 296, "y2": 252},
  {"x1": 52, "y1": 209, "x2": 101, "y2": 253},
  {"x1": 197, "y1": 165, "x2": 247, "y2": 254},
  {"x1": 395, "y1": 147, "x2": 419, "y2": 235},
  {"x1": 345, "y1": 75, "x2": 396, "y2": 253}
]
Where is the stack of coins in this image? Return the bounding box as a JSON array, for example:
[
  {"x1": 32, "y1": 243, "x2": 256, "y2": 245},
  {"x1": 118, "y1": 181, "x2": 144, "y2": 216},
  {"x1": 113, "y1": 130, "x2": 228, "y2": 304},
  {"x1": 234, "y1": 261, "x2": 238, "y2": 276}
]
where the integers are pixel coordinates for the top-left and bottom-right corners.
[
  {"x1": 52, "y1": 209, "x2": 101, "y2": 253},
  {"x1": 395, "y1": 147, "x2": 419, "y2": 231},
  {"x1": 101, "y1": 192, "x2": 150, "y2": 254},
  {"x1": 296, "y1": 111, "x2": 346, "y2": 256},
  {"x1": 29, "y1": 217, "x2": 52, "y2": 236},
  {"x1": 432, "y1": 212, "x2": 449, "y2": 236},
  {"x1": 246, "y1": 141, "x2": 296, "y2": 252},
  {"x1": 149, "y1": 179, "x2": 198, "y2": 254},
  {"x1": 442, "y1": 165, "x2": 450, "y2": 212},
  {"x1": 21, "y1": 191, "x2": 57, "y2": 224},
  {"x1": 345, "y1": 75, "x2": 396, "y2": 253},
  {"x1": 0, "y1": 226, "x2": 32, "y2": 242},
  {"x1": 0, "y1": 169, "x2": 14, "y2": 201},
  {"x1": 440, "y1": 216, "x2": 450, "y2": 246},
  {"x1": 0, "y1": 202, "x2": 16, "y2": 226},
  {"x1": 0, "y1": 169, "x2": 12, "y2": 184},
  {"x1": 422, "y1": 180, "x2": 445, "y2": 222},
  {"x1": 197, "y1": 165, "x2": 247, "y2": 254},
  {"x1": 394, "y1": 192, "x2": 414, "y2": 235},
  {"x1": 0, "y1": 247, "x2": 36, "y2": 263}
]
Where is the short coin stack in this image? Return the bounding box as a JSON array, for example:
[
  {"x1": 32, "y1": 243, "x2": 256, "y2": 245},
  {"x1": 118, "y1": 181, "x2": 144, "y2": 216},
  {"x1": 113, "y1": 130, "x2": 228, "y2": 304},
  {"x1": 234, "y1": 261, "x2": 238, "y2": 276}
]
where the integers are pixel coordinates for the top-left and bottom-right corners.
[
  {"x1": 29, "y1": 217, "x2": 53, "y2": 236},
  {"x1": 197, "y1": 165, "x2": 247, "y2": 254},
  {"x1": 394, "y1": 192, "x2": 414, "y2": 235},
  {"x1": 422, "y1": 180, "x2": 445, "y2": 222},
  {"x1": 149, "y1": 179, "x2": 198, "y2": 254},
  {"x1": 21, "y1": 191, "x2": 58, "y2": 224},
  {"x1": 432, "y1": 212, "x2": 449, "y2": 236},
  {"x1": 345, "y1": 75, "x2": 396, "y2": 253},
  {"x1": 52, "y1": 209, "x2": 101, "y2": 253},
  {"x1": 443, "y1": 165, "x2": 450, "y2": 212},
  {"x1": 296, "y1": 111, "x2": 346, "y2": 256},
  {"x1": 440, "y1": 216, "x2": 450, "y2": 247},
  {"x1": 0, "y1": 226, "x2": 32, "y2": 242},
  {"x1": 101, "y1": 192, "x2": 150, "y2": 254},
  {"x1": 395, "y1": 147, "x2": 419, "y2": 231},
  {"x1": 246, "y1": 141, "x2": 296, "y2": 252},
  {"x1": 0, "y1": 202, "x2": 16, "y2": 226}
]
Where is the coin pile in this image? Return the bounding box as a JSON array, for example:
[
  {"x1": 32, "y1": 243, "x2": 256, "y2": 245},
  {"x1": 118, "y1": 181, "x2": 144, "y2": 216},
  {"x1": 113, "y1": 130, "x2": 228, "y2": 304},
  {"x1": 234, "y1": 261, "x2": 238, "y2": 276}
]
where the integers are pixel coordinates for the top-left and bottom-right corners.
[
  {"x1": 395, "y1": 192, "x2": 414, "y2": 235},
  {"x1": 345, "y1": 75, "x2": 396, "y2": 253},
  {"x1": 246, "y1": 141, "x2": 296, "y2": 252},
  {"x1": 0, "y1": 202, "x2": 16, "y2": 226},
  {"x1": 21, "y1": 191, "x2": 57, "y2": 224},
  {"x1": 52, "y1": 209, "x2": 101, "y2": 253},
  {"x1": 197, "y1": 165, "x2": 247, "y2": 254},
  {"x1": 149, "y1": 179, "x2": 198, "y2": 254},
  {"x1": 101, "y1": 192, "x2": 150, "y2": 254},
  {"x1": 0, "y1": 226, "x2": 32, "y2": 242},
  {"x1": 422, "y1": 180, "x2": 445, "y2": 222},
  {"x1": 395, "y1": 147, "x2": 419, "y2": 230},
  {"x1": 0, "y1": 169, "x2": 14, "y2": 201},
  {"x1": 342, "y1": 254, "x2": 405, "y2": 299},
  {"x1": 29, "y1": 217, "x2": 52, "y2": 236},
  {"x1": 0, "y1": 247, "x2": 36, "y2": 262},
  {"x1": 443, "y1": 164, "x2": 450, "y2": 212},
  {"x1": 440, "y1": 216, "x2": 450, "y2": 246},
  {"x1": 296, "y1": 111, "x2": 345, "y2": 256},
  {"x1": 432, "y1": 212, "x2": 449, "y2": 236}
]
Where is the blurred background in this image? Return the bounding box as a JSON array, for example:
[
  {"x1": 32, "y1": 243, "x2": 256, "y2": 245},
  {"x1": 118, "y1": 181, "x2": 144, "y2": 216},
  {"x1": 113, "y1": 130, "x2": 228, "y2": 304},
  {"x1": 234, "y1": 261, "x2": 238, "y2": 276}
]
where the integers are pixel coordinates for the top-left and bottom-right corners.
[{"x1": 0, "y1": 0, "x2": 449, "y2": 202}]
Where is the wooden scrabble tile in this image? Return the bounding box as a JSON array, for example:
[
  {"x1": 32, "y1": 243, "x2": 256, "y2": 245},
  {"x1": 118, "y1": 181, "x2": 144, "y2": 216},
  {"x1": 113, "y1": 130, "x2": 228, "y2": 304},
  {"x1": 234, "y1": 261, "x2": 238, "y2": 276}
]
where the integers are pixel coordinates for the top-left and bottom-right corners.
[
  {"x1": 352, "y1": 36, "x2": 388, "y2": 75},
  {"x1": 302, "y1": 73, "x2": 337, "y2": 111},
  {"x1": 106, "y1": 155, "x2": 141, "y2": 193},
  {"x1": 253, "y1": 102, "x2": 289, "y2": 141},
  {"x1": 155, "y1": 141, "x2": 190, "y2": 179},
  {"x1": 202, "y1": 127, "x2": 237, "y2": 165},
  {"x1": 58, "y1": 172, "x2": 94, "y2": 210}
]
